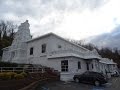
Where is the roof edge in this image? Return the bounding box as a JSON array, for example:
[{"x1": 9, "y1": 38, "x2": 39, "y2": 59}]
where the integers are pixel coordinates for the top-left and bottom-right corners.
[{"x1": 26, "y1": 32, "x2": 89, "y2": 51}]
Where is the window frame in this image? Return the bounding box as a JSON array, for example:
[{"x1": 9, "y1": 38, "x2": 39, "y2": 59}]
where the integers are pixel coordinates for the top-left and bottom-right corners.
[
  {"x1": 92, "y1": 63, "x2": 94, "y2": 69},
  {"x1": 41, "y1": 44, "x2": 46, "y2": 53},
  {"x1": 11, "y1": 51, "x2": 15, "y2": 58},
  {"x1": 30, "y1": 47, "x2": 33, "y2": 55},
  {"x1": 78, "y1": 61, "x2": 81, "y2": 69},
  {"x1": 61, "y1": 60, "x2": 68, "y2": 72},
  {"x1": 58, "y1": 45, "x2": 62, "y2": 49}
]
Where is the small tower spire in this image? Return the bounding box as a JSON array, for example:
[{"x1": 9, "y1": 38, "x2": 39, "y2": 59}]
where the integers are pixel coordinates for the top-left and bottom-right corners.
[{"x1": 12, "y1": 20, "x2": 32, "y2": 46}]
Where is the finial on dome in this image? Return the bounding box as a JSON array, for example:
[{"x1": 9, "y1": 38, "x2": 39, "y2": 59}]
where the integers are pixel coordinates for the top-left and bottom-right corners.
[
  {"x1": 18, "y1": 20, "x2": 30, "y2": 31},
  {"x1": 26, "y1": 20, "x2": 28, "y2": 23}
]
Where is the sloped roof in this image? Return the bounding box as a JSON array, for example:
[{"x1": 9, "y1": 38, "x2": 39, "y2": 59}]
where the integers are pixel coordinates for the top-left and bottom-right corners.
[
  {"x1": 47, "y1": 50, "x2": 101, "y2": 60},
  {"x1": 26, "y1": 32, "x2": 89, "y2": 51},
  {"x1": 99, "y1": 58, "x2": 116, "y2": 64},
  {"x1": 47, "y1": 53, "x2": 83, "y2": 59},
  {"x1": 47, "y1": 53, "x2": 101, "y2": 59}
]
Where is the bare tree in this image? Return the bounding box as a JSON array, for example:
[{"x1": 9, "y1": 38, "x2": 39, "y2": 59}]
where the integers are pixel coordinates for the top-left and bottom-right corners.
[{"x1": 0, "y1": 20, "x2": 17, "y2": 56}]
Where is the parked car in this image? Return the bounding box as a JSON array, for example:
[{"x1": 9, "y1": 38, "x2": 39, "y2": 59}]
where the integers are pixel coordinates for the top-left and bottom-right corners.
[
  {"x1": 111, "y1": 71, "x2": 120, "y2": 77},
  {"x1": 73, "y1": 71, "x2": 108, "y2": 86}
]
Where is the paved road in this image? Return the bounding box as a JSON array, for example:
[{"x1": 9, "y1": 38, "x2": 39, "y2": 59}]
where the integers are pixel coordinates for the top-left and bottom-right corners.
[{"x1": 35, "y1": 77, "x2": 120, "y2": 90}]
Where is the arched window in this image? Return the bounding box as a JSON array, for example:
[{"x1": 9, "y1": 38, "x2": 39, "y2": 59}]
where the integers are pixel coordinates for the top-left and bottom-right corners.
[{"x1": 61, "y1": 60, "x2": 68, "y2": 72}]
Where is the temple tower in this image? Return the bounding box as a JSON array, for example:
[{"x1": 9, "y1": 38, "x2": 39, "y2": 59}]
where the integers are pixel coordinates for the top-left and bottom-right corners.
[
  {"x1": 2, "y1": 20, "x2": 32, "y2": 63},
  {"x1": 12, "y1": 20, "x2": 31, "y2": 47}
]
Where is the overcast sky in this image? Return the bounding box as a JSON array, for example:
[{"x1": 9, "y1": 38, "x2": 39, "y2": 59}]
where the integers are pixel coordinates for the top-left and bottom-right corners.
[{"x1": 0, "y1": 0, "x2": 120, "y2": 40}]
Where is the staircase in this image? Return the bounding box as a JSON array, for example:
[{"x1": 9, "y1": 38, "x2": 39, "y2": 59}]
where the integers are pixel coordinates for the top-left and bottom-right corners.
[{"x1": 24, "y1": 64, "x2": 60, "y2": 80}]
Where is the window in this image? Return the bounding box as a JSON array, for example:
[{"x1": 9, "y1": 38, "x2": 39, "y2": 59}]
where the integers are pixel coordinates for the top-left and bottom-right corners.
[
  {"x1": 92, "y1": 64, "x2": 94, "y2": 69},
  {"x1": 11, "y1": 52, "x2": 15, "y2": 58},
  {"x1": 30, "y1": 47, "x2": 33, "y2": 55},
  {"x1": 78, "y1": 61, "x2": 81, "y2": 69},
  {"x1": 41, "y1": 44, "x2": 46, "y2": 53},
  {"x1": 61, "y1": 60, "x2": 68, "y2": 72},
  {"x1": 58, "y1": 45, "x2": 62, "y2": 48},
  {"x1": 86, "y1": 63, "x2": 89, "y2": 70}
]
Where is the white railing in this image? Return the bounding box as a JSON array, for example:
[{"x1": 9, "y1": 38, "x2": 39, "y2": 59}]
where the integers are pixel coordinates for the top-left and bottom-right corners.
[{"x1": 0, "y1": 67, "x2": 53, "y2": 73}]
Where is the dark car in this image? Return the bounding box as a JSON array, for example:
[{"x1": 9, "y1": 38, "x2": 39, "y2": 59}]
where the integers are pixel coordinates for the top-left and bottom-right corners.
[{"x1": 73, "y1": 71, "x2": 108, "y2": 86}]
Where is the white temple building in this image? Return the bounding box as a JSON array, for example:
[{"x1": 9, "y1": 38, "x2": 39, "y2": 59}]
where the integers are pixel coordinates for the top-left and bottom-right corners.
[{"x1": 2, "y1": 20, "x2": 118, "y2": 81}]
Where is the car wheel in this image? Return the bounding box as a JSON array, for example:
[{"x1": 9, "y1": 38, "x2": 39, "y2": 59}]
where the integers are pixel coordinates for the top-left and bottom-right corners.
[
  {"x1": 75, "y1": 78, "x2": 79, "y2": 83},
  {"x1": 94, "y1": 81, "x2": 100, "y2": 86}
]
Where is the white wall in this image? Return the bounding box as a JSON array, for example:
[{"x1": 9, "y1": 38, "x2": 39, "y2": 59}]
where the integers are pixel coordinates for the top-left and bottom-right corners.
[
  {"x1": 72, "y1": 57, "x2": 87, "y2": 74},
  {"x1": 26, "y1": 35, "x2": 52, "y2": 66},
  {"x1": 26, "y1": 34, "x2": 88, "y2": 67},
  {"x1": 2, "y1": 49, "x2": 10, "y2": 62},
  {"x1": 99, "y1": 63, "x2": 109, "y2": 74},
  {"x1": 48, "y1": 57, "x2": 87, "y2": 81},
  {"x1": 49, "y1": 35, "x2": 87, "y2": 52},
  {"x1": 91, "y1": 60, "x2": 100, "y2": 72},
  {"x1": 44, "y1": 57, "x2": 85, "y2": 73}
]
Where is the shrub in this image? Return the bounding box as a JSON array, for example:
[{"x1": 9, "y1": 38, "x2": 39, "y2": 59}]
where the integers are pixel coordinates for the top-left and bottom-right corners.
[
  {"x1": 15, "y1": 71, "x2": 22, "y2": 74},
  {"x1": 7, "y1": 72, "x2": 17, "y2": 79},
  {"x1": 20, "y1": 72, "x2": 27, "y2": 77},
  {"x1": 0, "y1": 72, "x2": 27, "y2": 80},
  {"x1": 14, "y1": 74, "x2": 24, "y2": 79},
  {"x1": 4, "y1": 72, "x2": 11, "y2": 80},
  {"x1": 0, "y1": 72, "x2": 6, "y2": 80},
  {"x1": 0, "y1": 72, "x2": 11, "y2": 80},
  {"x1": 0, "y1": 72, "x2": 17, "y2": 80}
]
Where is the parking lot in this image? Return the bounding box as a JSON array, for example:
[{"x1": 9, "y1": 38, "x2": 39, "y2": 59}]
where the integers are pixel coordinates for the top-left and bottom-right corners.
[{"x1": 35, "y1": 77, "x2": 120, "y2": 90}]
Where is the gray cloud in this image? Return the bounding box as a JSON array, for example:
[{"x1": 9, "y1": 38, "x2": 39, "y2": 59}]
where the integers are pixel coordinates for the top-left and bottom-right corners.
[
  {"x1": 87, "y1": 25, "x2": 120, "y2": 49},
  {"x1": 0, "y1": 0, "x2": 107, "y2": 18},
  {"x1": 0, "y1": 0, "x2": 108, "y2": 37}
]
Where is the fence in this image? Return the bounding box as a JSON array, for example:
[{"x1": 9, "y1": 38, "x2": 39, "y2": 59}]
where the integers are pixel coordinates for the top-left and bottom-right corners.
[{"x1": 0, "y1": 67, "x2": 53, "y2": 73}]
